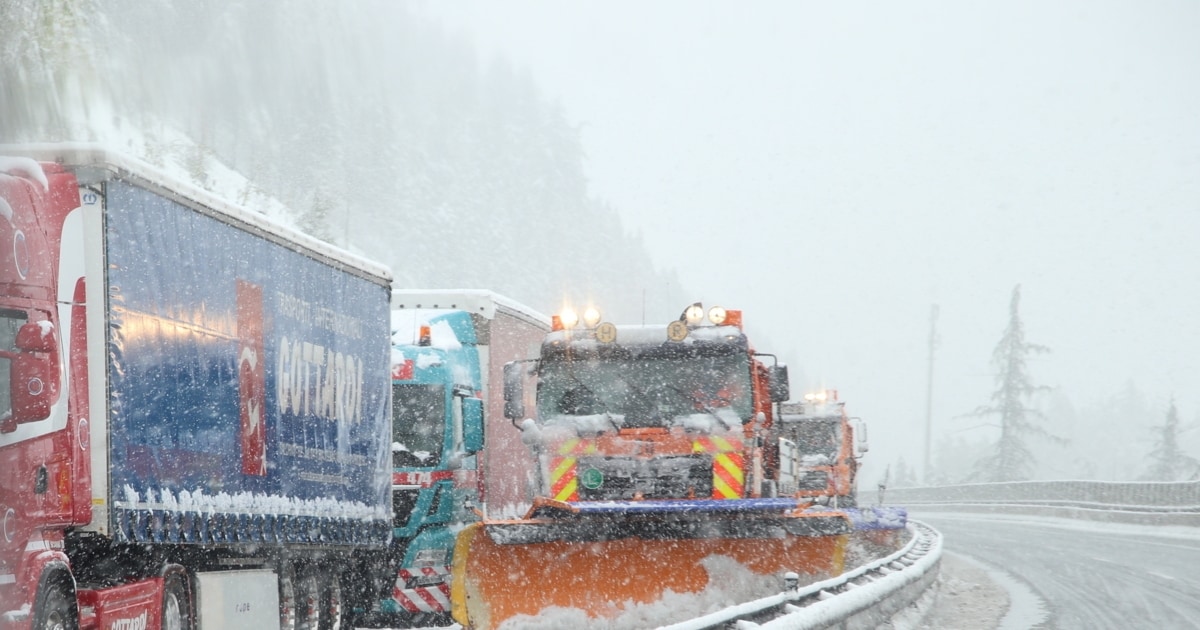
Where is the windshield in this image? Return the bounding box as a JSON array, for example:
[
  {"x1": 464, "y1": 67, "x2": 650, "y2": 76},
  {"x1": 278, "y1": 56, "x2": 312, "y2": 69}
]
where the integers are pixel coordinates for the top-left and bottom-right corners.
[
  {"x1": 535, "y1": 352, "x2": 753, "y2": 428},
  {"x1": 790, "y1": 418, "x2": 842, "y2": 460},
  {"x1": 392, "y1": 383, "x2": 445, "y2": 467}
]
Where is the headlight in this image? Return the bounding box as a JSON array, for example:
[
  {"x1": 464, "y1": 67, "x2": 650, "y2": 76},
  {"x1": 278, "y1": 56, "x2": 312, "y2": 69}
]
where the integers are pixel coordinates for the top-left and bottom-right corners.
[
  {"x1": 560, "y1": 308, "x2": 579, "y2": 329},
  {"x1": 684, "y1": 303, "x2": 705, "y2": 326},
  {"x1": 708, "y1": 306, "x2": 727, "y2": 325},
  {"x1": 583, "y1": 307, "x2": 602, "y2": 328}
]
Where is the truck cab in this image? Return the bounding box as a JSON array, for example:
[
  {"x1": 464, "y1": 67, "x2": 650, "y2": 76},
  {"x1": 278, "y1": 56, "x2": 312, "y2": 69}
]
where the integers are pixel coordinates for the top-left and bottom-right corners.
[
  {"x1": 776, "y1": 390, "x2": 868, "y2": 507},
  {"x1": 504, "y1": 303, "x2": 791, "y2": 503},
  {"x1": 378, "y1": 310, "x2": 484, "y2": 624}
]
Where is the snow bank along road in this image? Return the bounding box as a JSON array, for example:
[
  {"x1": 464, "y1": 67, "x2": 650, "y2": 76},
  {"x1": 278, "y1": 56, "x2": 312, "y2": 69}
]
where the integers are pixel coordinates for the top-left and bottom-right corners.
[{"x1": 915, "y1": 510, "x2": 1200, "y2": 629}]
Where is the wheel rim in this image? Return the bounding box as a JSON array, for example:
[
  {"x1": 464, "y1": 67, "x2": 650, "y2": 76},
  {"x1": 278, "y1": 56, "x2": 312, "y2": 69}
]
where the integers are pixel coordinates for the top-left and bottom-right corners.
[
  {"x1": 299, "y1": 574, "x2": 321, "y2": 630},
  {"x1": 163, "y1": 591, "x2": 182, "y2": 630},
  {"x1": 41, "y1": 611, "x2": 66, "y2": 630}
]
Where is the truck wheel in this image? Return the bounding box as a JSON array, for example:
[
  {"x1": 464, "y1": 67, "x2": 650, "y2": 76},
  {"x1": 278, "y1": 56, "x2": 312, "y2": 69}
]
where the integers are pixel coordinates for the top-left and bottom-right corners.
[
  {"x1": 31, "y1": 574, "x2": 77, "y2": 630},
  {"x1": 319, "y1": 571, "x2": 343, "y2": 630},
  {"x1": 296, "y1": 569, "x2": 321, "y2": 630},
  {"x1": 279, "y1": 564, "x2": 297, "y2": 630},
  {"x1": 161, "y1": 571, "x2": 194, "y2": 630}
]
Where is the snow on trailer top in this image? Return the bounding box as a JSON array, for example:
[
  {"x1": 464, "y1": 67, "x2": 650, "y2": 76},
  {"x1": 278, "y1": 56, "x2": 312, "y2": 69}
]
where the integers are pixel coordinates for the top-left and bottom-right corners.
[
  {"x1": 391, "y1": 288, "x2": 550, "y2": 328},
  {"x1": 1, "y1": 142, "x2": 392, "y2": 285}
]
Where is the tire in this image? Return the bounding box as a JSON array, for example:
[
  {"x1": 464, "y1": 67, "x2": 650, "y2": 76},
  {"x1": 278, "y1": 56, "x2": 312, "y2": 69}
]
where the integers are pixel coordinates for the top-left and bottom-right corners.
[
  {"x1": 279, "y1": 564, "x2": 298, "y2": 630},
  {"x1": 161, "y1": 571, "x2": 194, "y2": 630},
  {"x1": 31, "y1": 573, "x2": 77, "y2": 630},
  {"x1": 296, "y1": 568, "x2": 322, "y2": 630},
  {"x1": 318, "y1": 570, "x2": 344, "y2": 630}
]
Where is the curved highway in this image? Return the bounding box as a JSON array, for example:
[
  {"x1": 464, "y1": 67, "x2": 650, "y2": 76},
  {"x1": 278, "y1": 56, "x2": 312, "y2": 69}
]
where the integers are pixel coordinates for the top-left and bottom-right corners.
[{"x1": 916, "y1": 511, "x2": 1200, "y2": 629}]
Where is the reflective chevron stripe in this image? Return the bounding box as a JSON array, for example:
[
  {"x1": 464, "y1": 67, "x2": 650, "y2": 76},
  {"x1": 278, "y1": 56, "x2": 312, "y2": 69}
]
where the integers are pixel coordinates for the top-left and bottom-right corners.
[
  {"x1": 693, "y1": 435, "x2": 745, "y2": 499},
  {"x1": 549, "y1": 438, "x2": 596, "y2": 502}
]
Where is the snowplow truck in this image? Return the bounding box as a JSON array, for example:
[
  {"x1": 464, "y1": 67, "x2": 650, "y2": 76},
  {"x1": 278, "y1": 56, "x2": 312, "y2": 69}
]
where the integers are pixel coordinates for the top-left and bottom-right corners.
[
  {"x1": 777, "y1": 390, "x2": 868, "y2": 507},
  {"x1": 450, "y1": 303, "x2": 853, "y2": 629}
]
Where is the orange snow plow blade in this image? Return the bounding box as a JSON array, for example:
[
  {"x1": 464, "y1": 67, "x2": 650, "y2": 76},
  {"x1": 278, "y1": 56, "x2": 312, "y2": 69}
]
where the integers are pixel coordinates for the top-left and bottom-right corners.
[{"x1": 450, "y1": 499, "x2": 851, "y2": 630}]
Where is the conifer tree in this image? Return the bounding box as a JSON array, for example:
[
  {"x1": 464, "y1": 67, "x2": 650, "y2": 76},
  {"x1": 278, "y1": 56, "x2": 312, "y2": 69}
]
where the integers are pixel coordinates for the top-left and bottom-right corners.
[
  {"x1": 1143, "y1": 399, "x2": 1198, "y2": 481},
  {"x1": 892, "y1": 457, "x2": 918, "y2": 488},
  {"x1": 969, "y1": 285, "x2": 1059, "y2": 481}
]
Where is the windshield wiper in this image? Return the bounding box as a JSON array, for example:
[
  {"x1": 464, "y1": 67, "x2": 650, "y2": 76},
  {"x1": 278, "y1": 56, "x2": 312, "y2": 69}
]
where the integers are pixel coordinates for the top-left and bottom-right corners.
[
  {"x1": 663, "y1": 382, "x2": 734, "y2": 430},
  {"x1": 558, "y1": 370, "x2": 621, "y2": 431}
]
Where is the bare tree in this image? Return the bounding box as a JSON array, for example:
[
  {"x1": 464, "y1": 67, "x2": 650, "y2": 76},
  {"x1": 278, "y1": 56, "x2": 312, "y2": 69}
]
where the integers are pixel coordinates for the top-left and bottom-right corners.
[
  {"x1": 1142, "y1": 399, "x2": 1198, "y2": 481},
  {"x1": 969, "y1": 285, "x2": 1060, "y2": 481}
]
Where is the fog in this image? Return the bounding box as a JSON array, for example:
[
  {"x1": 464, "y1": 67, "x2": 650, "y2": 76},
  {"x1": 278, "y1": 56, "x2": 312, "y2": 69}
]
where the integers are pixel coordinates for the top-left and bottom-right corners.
[
  {"x1": 4, "y1": 0, "x2": 1199, "y2": 487},
  {"x1": 428, "y1": 1, "x2": 1200, "y2": 486}
]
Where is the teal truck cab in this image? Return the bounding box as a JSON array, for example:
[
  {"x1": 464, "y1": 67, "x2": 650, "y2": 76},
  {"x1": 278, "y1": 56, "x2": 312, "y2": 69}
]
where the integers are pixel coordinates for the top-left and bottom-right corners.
[
  {"x1": 364, "y1": 291, "x2": 549, "y2": 627},
  {"x1": 377, "y1": 310, "x2": 484, "y2": 624}
]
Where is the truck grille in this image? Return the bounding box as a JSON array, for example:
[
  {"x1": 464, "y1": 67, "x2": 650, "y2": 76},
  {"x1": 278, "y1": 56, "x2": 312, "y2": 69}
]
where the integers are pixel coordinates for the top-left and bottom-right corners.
[
  {"x1": 795, "y1": 471, "x2": 829, "y2": 492},
  {"x1": 576, "y1": 455, "x2": 713, "y2": 500}
]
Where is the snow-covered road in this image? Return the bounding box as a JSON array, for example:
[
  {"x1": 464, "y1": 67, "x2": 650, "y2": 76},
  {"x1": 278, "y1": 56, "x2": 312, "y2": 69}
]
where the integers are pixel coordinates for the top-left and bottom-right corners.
[{"x1": 916, "y1": 511, "x2": 1200, "y2": 629}]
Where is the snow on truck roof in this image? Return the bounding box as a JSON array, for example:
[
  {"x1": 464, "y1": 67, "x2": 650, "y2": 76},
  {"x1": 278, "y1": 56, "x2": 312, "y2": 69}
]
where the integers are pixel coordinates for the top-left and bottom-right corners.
[
  {"x1": 0, "y1": 142, "x2": 392, "y2": 285},
  {"x1": 546, "y1": 322, "x2": 746, "y2": 346},
  {"x1": 0, "y1": 156, "x2": 50, "y2": 191},
  {"x1": 779, "y1": 401, "x2": 846, "y2": 422},
  {"x1": 391, "y1": 288, "x2": 550, "y2": 327}
]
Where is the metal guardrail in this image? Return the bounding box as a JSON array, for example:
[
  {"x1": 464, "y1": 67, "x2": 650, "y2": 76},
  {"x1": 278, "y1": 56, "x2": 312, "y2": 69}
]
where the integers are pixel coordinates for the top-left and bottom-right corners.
[
  {"x1": 884, "y1": 479, "x2": 1200, "y2": 507},
  {"x1": 885, "y1": 480, "x2": 1200, "y2": 526},
  {"x1": 657, "y1": 520, "x2": 943, "y2": 630}
]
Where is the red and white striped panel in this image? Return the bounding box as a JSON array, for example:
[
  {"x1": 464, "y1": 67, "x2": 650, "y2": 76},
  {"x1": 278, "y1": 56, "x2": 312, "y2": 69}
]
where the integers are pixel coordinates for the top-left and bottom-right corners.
[{"x1": 392, "y1": 565, "x2": 452, "y2": 613}]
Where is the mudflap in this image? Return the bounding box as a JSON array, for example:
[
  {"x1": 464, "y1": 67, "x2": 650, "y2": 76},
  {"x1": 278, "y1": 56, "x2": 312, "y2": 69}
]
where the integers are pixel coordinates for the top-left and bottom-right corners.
[{"x1": 450, "y1": 499, "x2": 852, "y2": 630}]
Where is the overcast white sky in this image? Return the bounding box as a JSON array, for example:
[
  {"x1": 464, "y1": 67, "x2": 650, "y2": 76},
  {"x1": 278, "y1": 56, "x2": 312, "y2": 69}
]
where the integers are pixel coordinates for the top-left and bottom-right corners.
[{"x1": 424, "y1": 1, "x2": 1200, "y2": 484}]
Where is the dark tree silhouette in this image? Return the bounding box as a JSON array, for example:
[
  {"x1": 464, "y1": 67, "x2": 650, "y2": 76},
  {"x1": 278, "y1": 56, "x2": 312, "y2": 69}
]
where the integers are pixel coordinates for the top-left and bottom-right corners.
[
  {"x1": 0, "y1": 0, "x2": 687, "y2": 322},
  {"x1": 1142, "y1": 399, "x2": 1198, "y2": 481},
  {"x1": 968, "y1": 285, "x2": 1059, "y2": 482}
]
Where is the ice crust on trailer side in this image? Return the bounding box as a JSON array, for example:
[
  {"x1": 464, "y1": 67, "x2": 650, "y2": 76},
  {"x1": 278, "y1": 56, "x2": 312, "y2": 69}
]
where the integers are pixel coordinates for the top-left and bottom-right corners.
[{"x1": 120, "y1": 485, "x2": 390, "y2": 521}]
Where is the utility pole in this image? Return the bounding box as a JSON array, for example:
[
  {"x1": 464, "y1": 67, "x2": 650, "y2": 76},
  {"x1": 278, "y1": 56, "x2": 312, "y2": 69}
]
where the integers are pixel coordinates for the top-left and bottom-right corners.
[{"x1": 923, "y1": 304, "x2": 939, "y2": 484}]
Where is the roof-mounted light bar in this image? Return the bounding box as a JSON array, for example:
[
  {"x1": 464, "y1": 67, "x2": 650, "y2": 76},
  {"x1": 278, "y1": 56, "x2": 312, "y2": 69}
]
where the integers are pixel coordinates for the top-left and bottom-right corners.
[{"x1": 552, "y1": 305, "x2": 603, "y2": 331}]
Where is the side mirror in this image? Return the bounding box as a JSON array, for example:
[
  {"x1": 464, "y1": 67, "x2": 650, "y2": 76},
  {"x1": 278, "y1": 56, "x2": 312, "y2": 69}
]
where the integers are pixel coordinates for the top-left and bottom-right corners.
[
  {"x1": 503, "y1": 362, "x2": 525, "y2": 420},
  {"x1": 16, "y1": 322, "x2": 56, "y2": 352},
  {"x1": 462, "y1": 397, "x2": 484, "y2": 454},
  {"x1": 851, "y1": 418, "x2": 869, "y2": 455},
  {"x1": 768, "y1": 364, "x2": 790, "y2": 403},
  {"x1": 12, "y1": 322, "x2": 58, "y2": 425}
]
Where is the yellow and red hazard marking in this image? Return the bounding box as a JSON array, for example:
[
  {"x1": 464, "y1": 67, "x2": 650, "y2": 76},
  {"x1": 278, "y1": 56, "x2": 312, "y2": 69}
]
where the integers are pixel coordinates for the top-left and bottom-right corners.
[
  {"x1": 546, "y1": 427, "x2": 753, "y2": 501},
  {"x1": 692, "y1": 435, "x2": 745, "y2": 499},
  {"x1": 548, "y1": 437, "x2": 597, "y2": 501}
]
